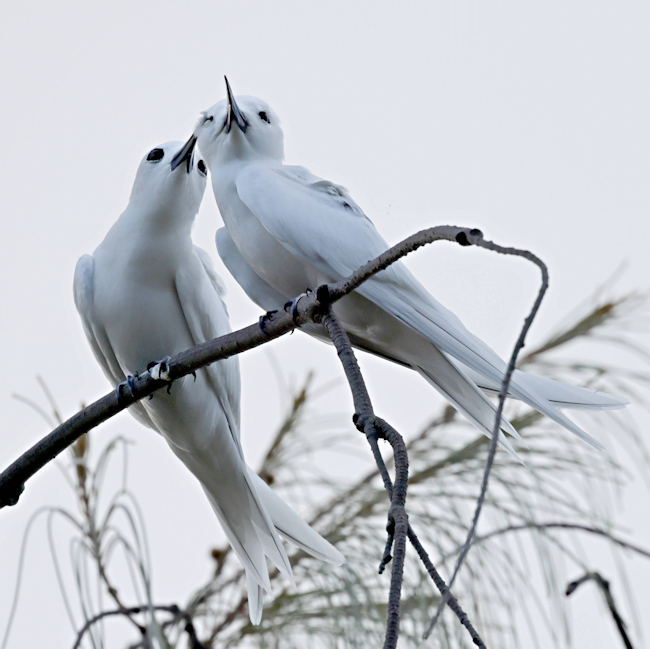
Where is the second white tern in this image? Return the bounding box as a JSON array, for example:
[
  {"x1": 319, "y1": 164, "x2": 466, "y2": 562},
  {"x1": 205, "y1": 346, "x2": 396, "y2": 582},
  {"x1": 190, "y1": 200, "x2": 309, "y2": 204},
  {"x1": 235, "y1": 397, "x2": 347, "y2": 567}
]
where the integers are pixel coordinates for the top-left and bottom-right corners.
[{"x1": 176, "y1": 78, "x2": 628, "y2": 453}]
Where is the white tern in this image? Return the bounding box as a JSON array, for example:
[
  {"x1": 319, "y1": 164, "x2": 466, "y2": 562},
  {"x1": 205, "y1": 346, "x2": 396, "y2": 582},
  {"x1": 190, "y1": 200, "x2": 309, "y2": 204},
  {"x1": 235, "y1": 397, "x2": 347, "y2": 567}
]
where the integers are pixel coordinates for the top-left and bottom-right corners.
[
  {"x1": 183, "y1": 78, "x2": 630, "y2": 452},
  {"x1": 73, "y1": 140, "x2": 345, "y2": 624}
]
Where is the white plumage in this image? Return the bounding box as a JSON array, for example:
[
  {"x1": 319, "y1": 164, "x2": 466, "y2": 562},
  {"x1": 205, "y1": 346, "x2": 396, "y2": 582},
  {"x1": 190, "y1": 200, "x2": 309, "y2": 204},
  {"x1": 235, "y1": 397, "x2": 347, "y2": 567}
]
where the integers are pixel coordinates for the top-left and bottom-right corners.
[
  {"x1": 193, "y1": 83, "x2": 628, "y2": 453},
  {"x1": 73, "y1": 141, "x2": 344, "y2": 624}
]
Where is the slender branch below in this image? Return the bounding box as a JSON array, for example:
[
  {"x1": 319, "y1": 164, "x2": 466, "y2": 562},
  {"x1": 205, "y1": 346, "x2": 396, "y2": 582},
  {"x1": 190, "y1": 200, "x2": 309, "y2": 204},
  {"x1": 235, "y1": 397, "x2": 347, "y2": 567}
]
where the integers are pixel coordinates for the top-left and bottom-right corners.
[
  {"x1": 566, "y1": 572, "x2": 634, "y2": 649},
  {"x1": 72, "y1": 604, "x2": 207, "y2": 649},
  {"x1": 473, "y1": 522, "x2": 650, "y2": 561},
  {"x1": 318, "y1": 301, "x2": 410, "y2": 649}
]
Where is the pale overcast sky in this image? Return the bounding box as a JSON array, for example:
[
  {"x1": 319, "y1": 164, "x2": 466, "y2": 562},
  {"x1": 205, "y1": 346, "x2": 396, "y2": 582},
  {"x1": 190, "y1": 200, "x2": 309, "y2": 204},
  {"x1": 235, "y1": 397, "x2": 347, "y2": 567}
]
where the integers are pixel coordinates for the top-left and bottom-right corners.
[{"x1": 1, "y1": 2, "x2": 649, "y2": 647}]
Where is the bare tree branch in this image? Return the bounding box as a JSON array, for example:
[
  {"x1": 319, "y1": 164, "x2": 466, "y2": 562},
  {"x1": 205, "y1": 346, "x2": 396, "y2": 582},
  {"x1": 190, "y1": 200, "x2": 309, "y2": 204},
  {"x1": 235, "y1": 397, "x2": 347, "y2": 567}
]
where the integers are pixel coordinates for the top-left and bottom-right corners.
[
  {"x1": 317, "y1": 296, "x2": 487, "y2": 648},
  {"x1": 0, "y1": 224, "x2": 480, "y2": 509},
  {"x1": 317, "y1": 299, "x2": 409, "y2": 649},
  {"x1": 566, "y1": 572, "x2": 634, "y2": 649},
  {"x1": 470, "y1": 522, "x2": 650, "y2": 561},
  {"x1": 71, "y1": 604, "x2": 207, "y2": 649}
]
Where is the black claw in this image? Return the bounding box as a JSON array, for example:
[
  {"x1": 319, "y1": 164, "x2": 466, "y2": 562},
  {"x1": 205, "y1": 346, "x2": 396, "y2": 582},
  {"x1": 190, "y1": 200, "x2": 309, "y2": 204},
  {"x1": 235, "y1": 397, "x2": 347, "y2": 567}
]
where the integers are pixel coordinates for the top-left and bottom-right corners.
[
  {"x1": 191, "y1": 370, "x2": 197, "y2": 382},
  {"x1": 259, "y1": 310, "x2": 278, "y2": 335},
  {"x1": 291, "y1": 300, "x2": 301, "y2": 324},
  {"x1": 167, "y1": 383, "x2": 173, "y2": 395},
  {"x1": 284, "y1": 290, "x2": 312, "y2": 325}
]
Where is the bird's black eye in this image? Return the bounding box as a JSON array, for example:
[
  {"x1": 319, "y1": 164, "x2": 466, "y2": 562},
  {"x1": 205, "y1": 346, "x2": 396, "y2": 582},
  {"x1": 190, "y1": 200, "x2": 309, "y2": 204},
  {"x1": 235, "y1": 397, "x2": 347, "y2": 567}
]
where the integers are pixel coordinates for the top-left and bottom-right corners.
[
  {"x1": 147, "y1": 148, "x2": 164, "y2": 162},
  {"x1": 204, "y1": 115, "x2": 214, "y2": 123},
  {"x1": 258, "y1": 111, "x2": 270, "y2": 124},
  {"x1": 197, "y1": 160, "x2": 207, "y2": 175}
]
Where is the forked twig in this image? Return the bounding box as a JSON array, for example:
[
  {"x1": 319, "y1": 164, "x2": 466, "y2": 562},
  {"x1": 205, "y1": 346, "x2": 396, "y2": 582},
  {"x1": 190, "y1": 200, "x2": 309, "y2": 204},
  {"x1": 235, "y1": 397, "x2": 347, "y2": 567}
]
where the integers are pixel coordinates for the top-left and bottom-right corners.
[
  {"x1": 72, "y1": 604, "x2": 207, "y2": 649},
  {"x1": 318, "y1": 297, "x2": 487, "y2": 648}
]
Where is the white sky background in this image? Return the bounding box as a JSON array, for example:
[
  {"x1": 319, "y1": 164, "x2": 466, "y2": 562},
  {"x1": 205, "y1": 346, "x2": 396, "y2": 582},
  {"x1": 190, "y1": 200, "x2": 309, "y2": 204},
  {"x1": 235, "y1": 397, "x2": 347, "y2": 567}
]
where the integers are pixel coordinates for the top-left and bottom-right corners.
[{"x1": 1, "y1": 1, "x2": 649, "y2": 647}]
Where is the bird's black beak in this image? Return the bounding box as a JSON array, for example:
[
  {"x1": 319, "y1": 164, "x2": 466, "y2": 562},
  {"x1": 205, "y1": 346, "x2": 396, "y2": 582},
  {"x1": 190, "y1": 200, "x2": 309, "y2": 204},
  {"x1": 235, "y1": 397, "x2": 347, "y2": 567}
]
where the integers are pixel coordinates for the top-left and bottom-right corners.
[
  {"x1": 224, "y1": 76, "x2": 248, "y2": 133},
  {"x1": 170, "y1": 134, "x2": 197, "y2": 173}
]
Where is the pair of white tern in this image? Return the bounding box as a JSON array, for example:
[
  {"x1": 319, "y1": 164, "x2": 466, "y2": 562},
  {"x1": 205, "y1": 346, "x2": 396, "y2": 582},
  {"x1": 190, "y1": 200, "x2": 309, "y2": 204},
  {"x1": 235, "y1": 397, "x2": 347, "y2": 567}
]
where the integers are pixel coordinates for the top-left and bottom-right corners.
[{"x1": 74, "y1": 78, "x2": 628, "y2": 623}]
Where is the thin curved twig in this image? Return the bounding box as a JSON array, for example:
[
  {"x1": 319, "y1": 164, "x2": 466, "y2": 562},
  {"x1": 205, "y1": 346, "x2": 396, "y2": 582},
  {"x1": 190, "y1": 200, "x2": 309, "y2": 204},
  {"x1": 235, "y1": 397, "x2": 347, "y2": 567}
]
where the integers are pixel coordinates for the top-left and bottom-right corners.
[
  {"x1": 424, "y1": 233, "x2": 549, "y2": 640},
  {"x1": 317, "y1": 298, "x2": 489, "y2": 648},
  {"x1": 566, "y1": 572, "x2": 634, "y2": 649},
  {"x1": 72, "y1": 604, "x2": 207, "y2": 649},
  {"x1": 471, "y1": 522, "x2": 650, "y2": 561}
]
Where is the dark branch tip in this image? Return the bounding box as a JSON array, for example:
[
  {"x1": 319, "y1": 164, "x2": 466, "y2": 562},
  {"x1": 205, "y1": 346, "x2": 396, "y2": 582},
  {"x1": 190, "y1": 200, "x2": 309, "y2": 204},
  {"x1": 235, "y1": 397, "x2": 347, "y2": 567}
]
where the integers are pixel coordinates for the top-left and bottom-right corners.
[
  {"x1": 378, "y1": 554, "x2": 392, "y2": 574},
  {"x1": 0, "y1": 482, "x2": 24, "y2": 507}
]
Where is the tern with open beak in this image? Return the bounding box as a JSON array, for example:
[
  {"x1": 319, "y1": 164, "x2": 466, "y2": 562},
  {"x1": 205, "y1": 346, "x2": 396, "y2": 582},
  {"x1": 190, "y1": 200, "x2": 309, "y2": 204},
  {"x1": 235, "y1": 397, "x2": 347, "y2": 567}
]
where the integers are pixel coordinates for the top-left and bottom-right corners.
[{"x1": 187, "y1": 78, "x2": 629, "y2": 454}]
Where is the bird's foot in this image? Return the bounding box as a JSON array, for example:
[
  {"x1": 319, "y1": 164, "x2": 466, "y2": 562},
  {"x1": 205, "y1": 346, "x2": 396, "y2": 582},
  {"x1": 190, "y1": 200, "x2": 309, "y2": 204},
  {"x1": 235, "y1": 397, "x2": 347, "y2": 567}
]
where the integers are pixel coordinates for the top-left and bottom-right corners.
[
  {"x1": 116, "y1": 374, "x2": 138, "y2": 405},
  {"x1": 148, "y1": 356, "x2": 172, "y2": 381},
  {"x1": 147, "y1": 356, "x2": 174, "y2": 394},
  {"x1": 259, "y1": 310, "x2": 279, "y2": 335},
  {"x1": 284, "y1": 289, "x2": 312, "y2": 324}
]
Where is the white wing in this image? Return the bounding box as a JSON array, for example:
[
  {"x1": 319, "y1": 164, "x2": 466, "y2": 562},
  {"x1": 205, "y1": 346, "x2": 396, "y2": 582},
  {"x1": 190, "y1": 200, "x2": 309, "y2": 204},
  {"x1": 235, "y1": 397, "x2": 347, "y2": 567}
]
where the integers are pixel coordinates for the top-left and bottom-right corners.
[
  {"x1": 216, "y1": 224, "x2": 520, "y2": 454},
  {"x1": 175, "y1": 248, "x2": 242, "y2": 440},
  {"x1": 216, "y1": 227, "x2": 287, "y2": 311},
  {"x1": 194, "y1": 245, "x2": 228, "y2": 299},
  {"x1": 236, "y1": 163, "x2": 605, "y2": 449},
  {"x1": 73, "y1": 254, "x2": 155, "y2": 430}
]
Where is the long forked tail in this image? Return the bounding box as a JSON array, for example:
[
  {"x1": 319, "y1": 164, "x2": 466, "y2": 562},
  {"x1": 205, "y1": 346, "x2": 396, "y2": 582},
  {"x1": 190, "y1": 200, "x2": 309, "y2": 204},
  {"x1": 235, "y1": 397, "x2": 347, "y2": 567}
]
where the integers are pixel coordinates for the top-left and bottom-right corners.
[
  {"x1": 199, "y1": 460, "x2": 296, "y2": 625},
  {"x1": 459, "y1": 364, "x2": 629, "y2": 411},
  {"x1": 413, "y1": 350, "x2": 524, "y2": 462},
  {"x1": 249, "y1": 469, "x2": 345, "y2": 565},
  {"x1": 453, "y1": 362, "x2": 627, "y2": 449},
  {"x1": 205, "y1": 468, "x2": 344, "y2": 625},
  {"x1": 238, "y1": 470, "x2": 345, "y2": 624}
]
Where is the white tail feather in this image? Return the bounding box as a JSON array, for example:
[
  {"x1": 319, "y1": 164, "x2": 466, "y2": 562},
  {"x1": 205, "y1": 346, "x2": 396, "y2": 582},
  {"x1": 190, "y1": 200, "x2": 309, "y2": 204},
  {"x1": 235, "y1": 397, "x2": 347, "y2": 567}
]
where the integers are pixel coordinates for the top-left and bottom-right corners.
[
  {"x1": 250, "y1": 470, "x2": 345, "y2": 565},
  {"x1": 414, "y1": 364, "x2": 524, "y2": 463}
]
